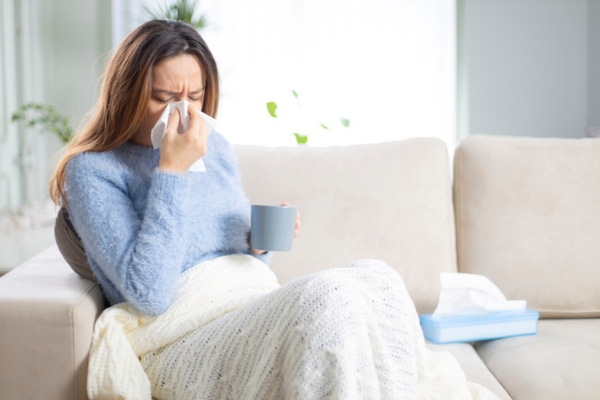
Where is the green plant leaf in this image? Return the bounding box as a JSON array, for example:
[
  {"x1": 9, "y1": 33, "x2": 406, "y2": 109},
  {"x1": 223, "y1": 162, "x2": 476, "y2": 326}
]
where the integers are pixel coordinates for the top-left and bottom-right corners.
[
  {"x1": 266, "y1": 101, "x2": 278, "y2": 118},
  {"x1": 340, "y1": 118, "x2": 351, "y2": 127},
  {"x1": 320, "y1": 123, "x2": 329, "y2": 130},
  {"x1": 292, "y1": 90, "x2": 298, "y2": 99},
  {"x1": 293, "y1": 133, "x2": 308, "y2": 144},
  {"x1": 11, "y1": 102, "x2": 72, "y2": 144}
]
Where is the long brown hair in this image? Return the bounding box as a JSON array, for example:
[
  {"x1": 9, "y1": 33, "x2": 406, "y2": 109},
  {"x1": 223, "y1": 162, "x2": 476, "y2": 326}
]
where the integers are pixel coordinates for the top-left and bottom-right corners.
[{"x1": 50, "y1": 20, "x2": 220, "y2": 205}]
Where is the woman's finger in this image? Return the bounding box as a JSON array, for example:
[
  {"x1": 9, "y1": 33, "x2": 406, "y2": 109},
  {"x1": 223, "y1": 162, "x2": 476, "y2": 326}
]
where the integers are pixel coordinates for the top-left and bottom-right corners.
[
  {"x1": 187, "y1": 103, "x2": 198, "y2": 126},
  {"x1": 294, "y1": 210, "x2": 300, "y2": 238},
  {"x1": 188, "y1": 106, "x2": 207, "y2": 139},
  {"x1": 280, "y1": 202, "x2": 300, "y2": 238},
  {"x1": 164, "y1": 107, "x2": 180, "y2": 139}
]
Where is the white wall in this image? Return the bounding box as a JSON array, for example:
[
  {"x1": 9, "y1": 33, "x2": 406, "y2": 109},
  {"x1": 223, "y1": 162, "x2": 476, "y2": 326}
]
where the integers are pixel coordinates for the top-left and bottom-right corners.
[
  {"x1": 588, "y1": 0, "x2": 600, "y2": 131},
  {"x1": 460, "y1": 0, "x2": 597, "y2": 139}
]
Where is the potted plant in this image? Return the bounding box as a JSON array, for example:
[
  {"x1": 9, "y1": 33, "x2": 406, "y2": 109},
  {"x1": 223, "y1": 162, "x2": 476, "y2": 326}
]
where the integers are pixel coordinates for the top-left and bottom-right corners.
[{"x1": 144, "y1": 0, "x2": 208, "y2": 30}]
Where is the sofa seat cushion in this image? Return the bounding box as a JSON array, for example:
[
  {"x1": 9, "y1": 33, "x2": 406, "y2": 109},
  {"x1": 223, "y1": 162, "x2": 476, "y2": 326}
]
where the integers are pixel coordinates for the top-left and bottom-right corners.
[
  {"x1": 474, "y1": 319, "x2": 600, "y2": 400},
  {"x1": 426, "y1": 342, "x2": 512, "y2": 400},
  {"x1": 235, "y1": 139, "x2": 457, "y2": 314},
  {"x1": 454, "y1": 135, "x2": 600, "y2": 318}
]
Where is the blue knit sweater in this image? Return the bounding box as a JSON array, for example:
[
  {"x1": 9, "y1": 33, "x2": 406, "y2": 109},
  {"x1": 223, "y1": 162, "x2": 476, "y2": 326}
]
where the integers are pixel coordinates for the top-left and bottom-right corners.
[{"x1": 64, "y1": 132, "x2": 271, "y2": 315}]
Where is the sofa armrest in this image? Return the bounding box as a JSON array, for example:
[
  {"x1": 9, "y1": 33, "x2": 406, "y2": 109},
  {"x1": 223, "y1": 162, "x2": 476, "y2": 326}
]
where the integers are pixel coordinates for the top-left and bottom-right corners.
[{"x1": 0, "y1": 245, "x2": 105, "y2": 400}]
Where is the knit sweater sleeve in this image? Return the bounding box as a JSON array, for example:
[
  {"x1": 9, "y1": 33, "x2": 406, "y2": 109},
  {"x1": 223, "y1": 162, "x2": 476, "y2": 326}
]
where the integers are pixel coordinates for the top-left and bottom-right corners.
[{"x1": 65, "y1": 153, "x2": 190, "y2": 315}]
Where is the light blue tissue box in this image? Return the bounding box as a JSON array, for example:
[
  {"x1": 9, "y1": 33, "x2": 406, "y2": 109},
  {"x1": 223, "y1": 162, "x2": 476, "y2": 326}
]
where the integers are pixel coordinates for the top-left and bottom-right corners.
[{"x1": 419, "y1": 308, "x2": 540, "y2": 344}]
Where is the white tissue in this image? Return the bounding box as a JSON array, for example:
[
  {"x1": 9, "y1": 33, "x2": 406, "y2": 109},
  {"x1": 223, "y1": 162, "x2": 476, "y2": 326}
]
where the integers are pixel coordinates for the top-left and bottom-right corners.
[
  {"x1": 150, "y1": 100, "x2": 217, "y2": 172},
  {"x1": 432, "y1": 273, "x2": 526, "y2": 318}
]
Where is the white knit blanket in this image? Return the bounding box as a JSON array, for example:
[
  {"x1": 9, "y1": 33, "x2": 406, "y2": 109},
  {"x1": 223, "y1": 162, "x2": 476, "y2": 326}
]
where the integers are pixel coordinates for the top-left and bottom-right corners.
[{"x1": 87, "y1": 255, "x2": 499, "y2": 400}]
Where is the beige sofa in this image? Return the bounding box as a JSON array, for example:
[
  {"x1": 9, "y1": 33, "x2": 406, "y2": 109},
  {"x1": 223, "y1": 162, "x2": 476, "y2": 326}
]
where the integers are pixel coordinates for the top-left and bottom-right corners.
[{"x1": 1, "y1": 134, "x2": 598, "y2": 399}]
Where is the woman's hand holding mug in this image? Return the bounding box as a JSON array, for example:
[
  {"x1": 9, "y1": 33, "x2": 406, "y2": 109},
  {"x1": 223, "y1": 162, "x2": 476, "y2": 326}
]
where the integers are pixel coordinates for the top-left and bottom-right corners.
[
  {"x1": 251, "y1": 202, "x2": 301, "y2": 256},
  {"x1": 282, "y1": 202, "x2": 301, "y2": 239}
]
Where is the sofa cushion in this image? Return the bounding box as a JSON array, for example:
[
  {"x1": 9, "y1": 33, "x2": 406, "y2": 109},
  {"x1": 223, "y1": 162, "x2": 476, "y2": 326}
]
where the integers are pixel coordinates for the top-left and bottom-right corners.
[
  {"x1": 235, "y1": 139, "x2": 457, "y2": 313},
  {"x1": 0, "y1": 245, "x2": 105, "y2": 400},
  {"x1": 425, "y1": 342, "x2": 512, "y2": 400},
  {"x1": 474, "y1": 319, "x2": 600, "y2": 400},
  {"x1": 454, "y1": 135, "x2": 600, "y2": 318}
]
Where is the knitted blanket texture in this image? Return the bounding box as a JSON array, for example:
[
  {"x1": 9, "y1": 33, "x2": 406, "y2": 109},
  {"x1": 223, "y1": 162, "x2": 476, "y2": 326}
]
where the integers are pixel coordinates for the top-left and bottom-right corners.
[{"x1": 87, "y1": 255, "x2": 498, "y2": 400}]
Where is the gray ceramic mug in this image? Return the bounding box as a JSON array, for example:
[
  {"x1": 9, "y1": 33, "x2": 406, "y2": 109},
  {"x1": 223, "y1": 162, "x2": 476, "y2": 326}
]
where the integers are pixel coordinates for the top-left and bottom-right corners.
[{"x1": 251, "y1": 205, "x2": 297, "y2": 251}]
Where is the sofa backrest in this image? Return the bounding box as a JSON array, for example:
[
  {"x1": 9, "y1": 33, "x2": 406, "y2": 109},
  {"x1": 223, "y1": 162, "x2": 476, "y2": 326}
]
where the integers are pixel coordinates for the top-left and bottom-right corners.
[
  {"x1": 454, "y1": 135, "x2": 600, "y2": 318},
  {"x1": 235, "y1": 138, "x2": 457, "y2": 314}
]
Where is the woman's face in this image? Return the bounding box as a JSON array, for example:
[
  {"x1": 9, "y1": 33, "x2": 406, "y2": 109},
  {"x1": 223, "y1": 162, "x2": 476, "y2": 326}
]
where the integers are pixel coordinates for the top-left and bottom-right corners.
[{"x1": 131, "y1": 54, "x2": 205, "y2": 146}]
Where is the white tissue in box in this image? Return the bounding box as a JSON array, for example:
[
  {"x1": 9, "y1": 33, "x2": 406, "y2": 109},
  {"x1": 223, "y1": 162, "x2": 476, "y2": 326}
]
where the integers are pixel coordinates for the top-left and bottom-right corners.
[
  {"x1": 432, "y1": 272, "x2": 526, "y2": 317},
  {"x1": 150, "y1": 100, "x2": 217, "y2": 172},
  {"x1": 419, "y1": 272, "x2": 536, "y2": 344}
]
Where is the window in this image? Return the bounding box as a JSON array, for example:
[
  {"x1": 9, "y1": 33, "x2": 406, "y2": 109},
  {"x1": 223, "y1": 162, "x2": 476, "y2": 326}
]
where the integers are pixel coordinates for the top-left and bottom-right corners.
[{"x1": 133, "y1": 0, "x2": 456, "y2": 148}]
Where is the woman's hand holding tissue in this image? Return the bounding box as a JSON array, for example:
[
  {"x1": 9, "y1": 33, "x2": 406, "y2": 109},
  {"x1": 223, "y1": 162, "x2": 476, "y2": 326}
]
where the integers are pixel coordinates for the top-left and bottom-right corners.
[{"x1": 158, "y1": 106, "x2": 208, "y2": 174}]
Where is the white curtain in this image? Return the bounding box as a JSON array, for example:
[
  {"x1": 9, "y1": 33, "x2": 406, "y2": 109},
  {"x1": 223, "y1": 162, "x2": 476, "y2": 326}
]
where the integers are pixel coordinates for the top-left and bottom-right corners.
[
  {"x1": 0, "y1": 0, "x2": 53, "y2": 220},
  {"x1": 136, "y1": 0, "x2": 456, "y2": 148}
]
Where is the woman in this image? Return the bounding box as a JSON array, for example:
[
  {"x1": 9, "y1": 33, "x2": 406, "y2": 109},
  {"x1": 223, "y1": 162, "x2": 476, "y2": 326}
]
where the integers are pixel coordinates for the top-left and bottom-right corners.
[
  {"x1": 51, "y1": 20, "x2": 496, "y2": 400},
  {"x1": 51, "y1": 19, "x2": 289, "y2": 314}
]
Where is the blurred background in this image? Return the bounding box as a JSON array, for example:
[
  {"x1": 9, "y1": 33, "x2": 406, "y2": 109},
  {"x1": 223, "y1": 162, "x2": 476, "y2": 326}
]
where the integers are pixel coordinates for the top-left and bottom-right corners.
[{"x1": 1, "y1": 0, "x2": 599, "y2": 272}]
